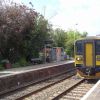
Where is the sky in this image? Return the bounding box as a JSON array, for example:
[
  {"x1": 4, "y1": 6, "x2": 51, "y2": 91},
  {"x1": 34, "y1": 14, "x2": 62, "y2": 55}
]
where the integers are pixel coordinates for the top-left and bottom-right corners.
[{"x1": 12, "y1": 0, "x2": 100, "y2": 36}]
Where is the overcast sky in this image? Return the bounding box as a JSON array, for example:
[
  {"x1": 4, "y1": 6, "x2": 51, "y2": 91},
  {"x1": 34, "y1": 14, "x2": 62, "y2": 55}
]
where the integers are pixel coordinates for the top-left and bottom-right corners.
[{"x1": 13, "y1": 0, "x2": 100, "y2": 36}]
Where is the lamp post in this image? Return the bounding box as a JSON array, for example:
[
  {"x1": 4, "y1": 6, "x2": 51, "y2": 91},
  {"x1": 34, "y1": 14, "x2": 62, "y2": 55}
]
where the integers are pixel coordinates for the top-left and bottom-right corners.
[
  {"x1": 74, "y1": 23, "x2": 78, "y2": 43},
  {"x1": 73, "y1": 23, "x2": 78, "y2": 58},
  {"x1": 44, "y1": 44, "x2": 46, "y2": 63}
]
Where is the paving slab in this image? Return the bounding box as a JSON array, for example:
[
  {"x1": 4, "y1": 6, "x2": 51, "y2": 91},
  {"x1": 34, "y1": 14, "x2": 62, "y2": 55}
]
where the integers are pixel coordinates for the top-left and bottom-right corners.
[{"x1": 82, "y1": 80, "x2": 100, "y2": 100}]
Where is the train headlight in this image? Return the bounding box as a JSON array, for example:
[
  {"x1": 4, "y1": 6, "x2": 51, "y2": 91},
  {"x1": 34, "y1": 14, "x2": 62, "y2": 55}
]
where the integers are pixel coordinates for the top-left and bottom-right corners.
[
  {"x1": 96, "y1": 55, "x2": 100, "y2": 61},
  {"x1": 76, "y1": 57, "x2": 82, "y2": 61}
]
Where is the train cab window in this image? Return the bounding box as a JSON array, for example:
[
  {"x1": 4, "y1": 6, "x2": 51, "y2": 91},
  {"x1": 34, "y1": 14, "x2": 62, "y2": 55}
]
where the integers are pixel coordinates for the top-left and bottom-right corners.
[
  {"x1": 75, "y1": 41, "x2": 83, "y2": 55},
  {"x1": 95, "y1": 40, "x2": 100, "y2": 54}
]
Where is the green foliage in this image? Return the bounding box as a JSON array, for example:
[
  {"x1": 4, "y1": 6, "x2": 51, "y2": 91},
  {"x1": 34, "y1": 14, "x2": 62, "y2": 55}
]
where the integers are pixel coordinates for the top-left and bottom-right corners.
[
  {"x1": 0, "y1": 64, "x2": 4, "y2": 70},
  {"x1": 12, "y1": 62, "x2": 20, "y2": 68},
  {"x1": 0, "y1": 1, "x2": 88, "y2": 68},
  {"x1": 18, "y1": 57, "x2": 28, "y2": 67},
  {"x1": 52, "y1": 28, "x2": 67, "y2": 48},
  {"x1": 24, "y1": 15, "x2": 52, "y2": 58},
  {"x1": 0, "y1": 1, "x2": 52, "y2": 63},
  {"x1": 0, "y1": 2, "x2": 37, "y2": 63},
  {"x1": 12, "y1": 59, "x2": 31, "y2": 68},
  {"x1": 52, "y1": 29, "x2": 88, "y2": 57},
  {"x1": 66, "y1": 29, "x2": 88, "y2": 57}
]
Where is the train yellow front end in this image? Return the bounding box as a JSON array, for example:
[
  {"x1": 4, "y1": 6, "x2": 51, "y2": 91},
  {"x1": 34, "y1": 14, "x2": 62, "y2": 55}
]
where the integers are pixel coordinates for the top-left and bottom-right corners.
[{"x1": 75, "y1": 37, "x2": 100, "y2": 79}]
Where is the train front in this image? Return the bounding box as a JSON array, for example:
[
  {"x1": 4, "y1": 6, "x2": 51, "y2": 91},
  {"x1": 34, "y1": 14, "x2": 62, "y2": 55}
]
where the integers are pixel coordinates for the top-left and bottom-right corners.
[{"x1": 75, "y1": 38, "x2": 100, "y2": 79}]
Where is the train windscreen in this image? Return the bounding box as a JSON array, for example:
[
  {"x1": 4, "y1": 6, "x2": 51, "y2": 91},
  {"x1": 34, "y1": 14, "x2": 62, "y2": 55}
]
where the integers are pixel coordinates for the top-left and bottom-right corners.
[
  {"x1": 75, "y1": 41, "x2": 83, "y2": 55},
  {"x1": 95, "y1": 40, "x2": 100, "y2": 54}
]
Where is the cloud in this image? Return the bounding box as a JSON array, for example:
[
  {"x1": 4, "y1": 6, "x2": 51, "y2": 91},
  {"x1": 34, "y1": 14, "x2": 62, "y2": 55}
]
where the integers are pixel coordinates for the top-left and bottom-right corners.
[
  {"x1": 3, "y1": 0, "x2": 100, "y2": 36},
  {"x1": 12, "y1": 0, "x2": 22, "y2": 3},
  {"x1": 50, "y1": 0, "x2": 100, "y2": 36}
]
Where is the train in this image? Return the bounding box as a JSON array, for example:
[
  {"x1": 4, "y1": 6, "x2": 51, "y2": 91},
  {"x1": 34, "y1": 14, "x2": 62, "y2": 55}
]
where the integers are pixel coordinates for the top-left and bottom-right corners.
[{"x1": 75, "y1": 36, "x2": 100, "y2": 79}]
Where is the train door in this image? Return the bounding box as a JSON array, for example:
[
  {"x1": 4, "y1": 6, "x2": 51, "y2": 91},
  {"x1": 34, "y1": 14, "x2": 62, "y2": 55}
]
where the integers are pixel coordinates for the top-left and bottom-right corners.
[{"x1": 85, "y1": 43, "x2": 93, "y2": 67}]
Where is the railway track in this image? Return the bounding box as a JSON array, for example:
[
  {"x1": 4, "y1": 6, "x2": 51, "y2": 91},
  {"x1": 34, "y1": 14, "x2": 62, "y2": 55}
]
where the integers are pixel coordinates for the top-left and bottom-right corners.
[
  {"x1": 23, "y1": 78, "x2": 96, "y2": 100},
  {"x1": 0, "y1": 68, "x2": 76, "y2": 100},
  {"x1": 52, "y1": 79, "x2": 96, "y2": 100}
]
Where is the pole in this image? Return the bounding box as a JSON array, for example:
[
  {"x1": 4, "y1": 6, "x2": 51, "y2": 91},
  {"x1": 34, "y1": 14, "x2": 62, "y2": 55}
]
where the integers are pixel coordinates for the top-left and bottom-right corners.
[
  {"x1": 43, "y1": 6, "x2": 46, "y2": 17},
  {"x1": 74, "y1": 23, "x2": 78, "y2": 58},
  {"x1": 74, "y1": 31, "x2": 75, "y2": 43},
  {"x1": 74, "y1": 23, "x2": 78, "y2": 43},
  {"x1": 44, "y1": 44, "x2": 46, "y2": 63}
]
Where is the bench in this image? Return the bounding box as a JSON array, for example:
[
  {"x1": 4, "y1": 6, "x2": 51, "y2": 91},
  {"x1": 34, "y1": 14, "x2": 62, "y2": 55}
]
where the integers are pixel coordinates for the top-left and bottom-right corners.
[{"x1": 31, "y1": 58, "x2": 42, "y2": 64}]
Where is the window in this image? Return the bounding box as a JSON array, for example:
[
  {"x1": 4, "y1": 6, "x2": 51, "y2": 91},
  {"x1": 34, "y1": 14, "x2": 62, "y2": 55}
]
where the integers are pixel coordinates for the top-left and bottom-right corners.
[
  {"x1": 75, "y1": 41, "x2": 83, "y2": 55},
  {"x1": 95, "y1": 40, "x2": 100, "y2": 54}
]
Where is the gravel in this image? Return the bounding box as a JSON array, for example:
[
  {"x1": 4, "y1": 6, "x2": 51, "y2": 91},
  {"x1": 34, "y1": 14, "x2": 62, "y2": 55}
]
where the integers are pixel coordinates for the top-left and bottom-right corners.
[{"x1": 24, "y1": 76, "x2": 82, "y2": 100}]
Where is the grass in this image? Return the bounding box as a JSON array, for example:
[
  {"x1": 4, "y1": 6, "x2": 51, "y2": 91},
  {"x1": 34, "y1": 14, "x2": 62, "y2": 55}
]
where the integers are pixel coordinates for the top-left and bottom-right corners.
[{"x1": 0, "y1": 64, "x2": 5, "y2": 70}]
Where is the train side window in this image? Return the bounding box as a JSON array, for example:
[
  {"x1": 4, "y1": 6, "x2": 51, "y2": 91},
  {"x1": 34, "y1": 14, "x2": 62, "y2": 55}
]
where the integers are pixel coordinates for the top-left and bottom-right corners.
[
  {"x1": 75, "y1": 41, "x2": 83, "y2": 55},
  {"x1": 95, "y1": 40, "x2": 100, "y2": 54}
]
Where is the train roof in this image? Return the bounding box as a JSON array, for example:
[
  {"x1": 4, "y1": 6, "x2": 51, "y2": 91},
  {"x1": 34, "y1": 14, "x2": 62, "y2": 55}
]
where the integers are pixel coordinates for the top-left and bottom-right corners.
[{"x1": 76, "y1": 36, "x2": 100, "y2": 41}]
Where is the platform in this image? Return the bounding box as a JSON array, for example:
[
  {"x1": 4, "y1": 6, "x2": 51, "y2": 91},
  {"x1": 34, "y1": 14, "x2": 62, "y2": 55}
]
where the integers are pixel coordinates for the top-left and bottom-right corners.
[
  {"x1": 0, "y1": 60, "x2": 74, "y2": 77},
  {"x1": 0, "y1": 60, "x2": 75, "y2": 95},
  {"x1": 81, "y1": 80, "x2": 100, "y2": 100}
]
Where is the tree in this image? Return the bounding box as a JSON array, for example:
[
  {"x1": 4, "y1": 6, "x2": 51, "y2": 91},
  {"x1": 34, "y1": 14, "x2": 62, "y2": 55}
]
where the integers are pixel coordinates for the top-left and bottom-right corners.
[
  {"x1": 66, "y1": 29, "x2": 88, "y2": 57},
  {"x1": 24, "y1": 15, "x2": 53, "y2": 58},
  {"x1": 51, "y1": 28, "x2": 88, "y2": 57},
  {"x1": 81, "y1": 32, "x2": 88, "y2": 38},
  {"x1": 0, "y1": 0, "x2": 88, "y2": 64},
  {"x1": 52, "y1": 28, "x2": 67, "y2": 49},
  {"x1": 0, "y1": 1, "x2": 37, "y2": 62}
]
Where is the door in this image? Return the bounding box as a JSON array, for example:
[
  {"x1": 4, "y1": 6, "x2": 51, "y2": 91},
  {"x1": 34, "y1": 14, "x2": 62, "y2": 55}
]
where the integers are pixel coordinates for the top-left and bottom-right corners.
[{"x1": 85, "y1": 43, "x2": 93, "y2": 67}]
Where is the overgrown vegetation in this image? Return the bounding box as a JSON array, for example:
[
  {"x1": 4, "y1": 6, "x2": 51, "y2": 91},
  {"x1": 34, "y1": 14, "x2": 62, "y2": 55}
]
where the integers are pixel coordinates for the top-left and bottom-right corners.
[{"x1": 0, "y1": 1, "x2": 88, "y2": 69}]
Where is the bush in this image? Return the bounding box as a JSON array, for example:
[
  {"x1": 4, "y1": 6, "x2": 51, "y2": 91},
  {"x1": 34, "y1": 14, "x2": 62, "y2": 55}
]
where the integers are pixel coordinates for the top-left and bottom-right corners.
[
  {"x1": 0, "y1": 64, "x2": 4, "y2": 70},
  {"x1": 12, "y1": 57, "x2": 29, "y2": 68},
  {"x1": 19, "y1": 57, "x2": 28, "y2": 67},
  {"x1": 12, "y1": 62, "x2": 20, "y2": 68}
]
